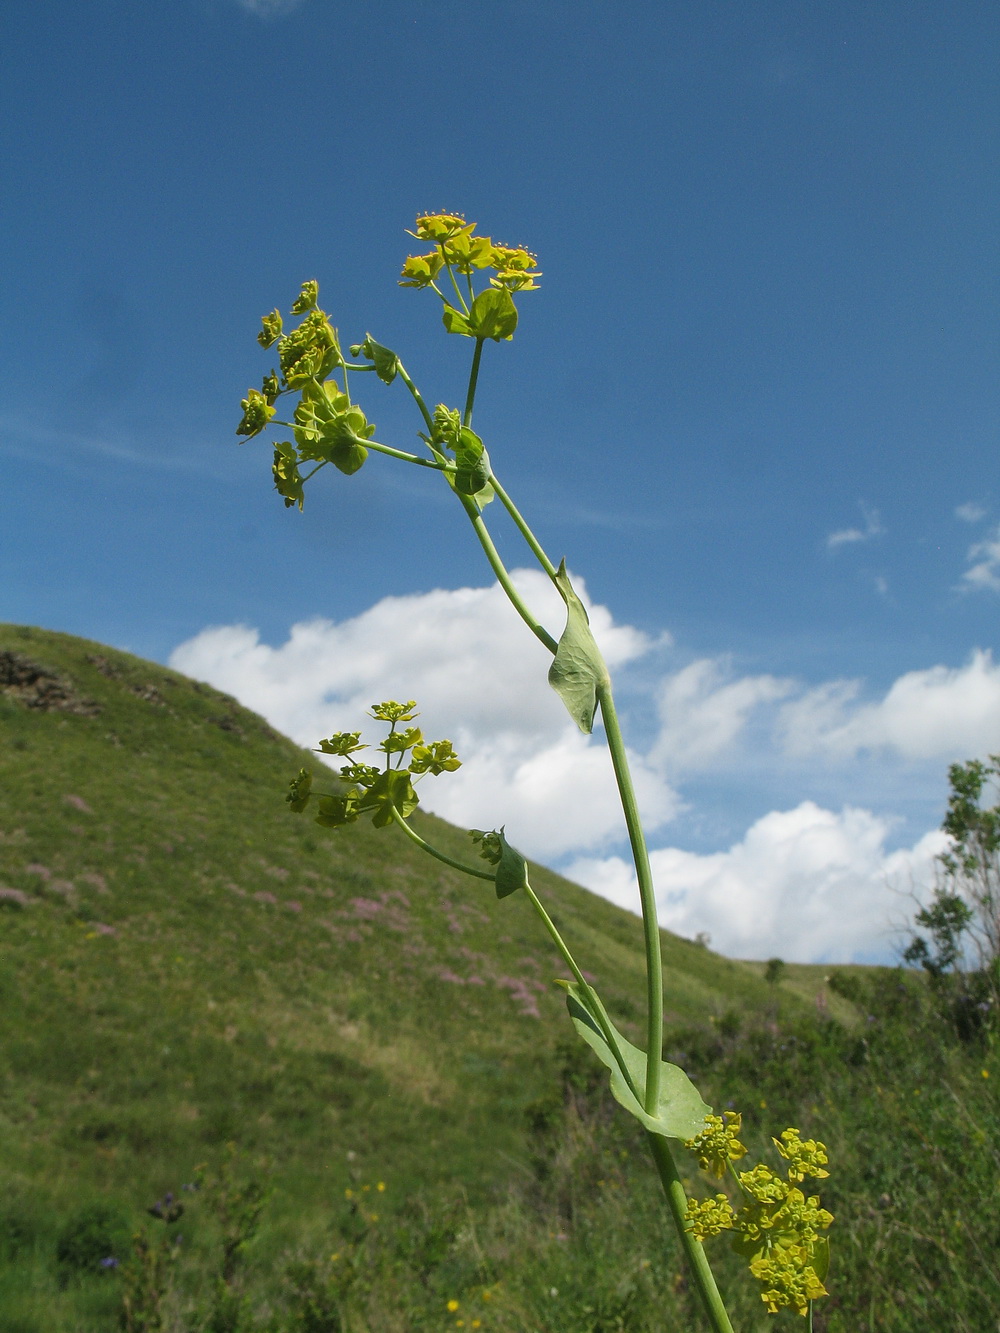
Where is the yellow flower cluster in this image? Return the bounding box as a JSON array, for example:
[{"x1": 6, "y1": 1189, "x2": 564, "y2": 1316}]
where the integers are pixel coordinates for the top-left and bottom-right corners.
[
  {"x1": 685, "y1": 1111, "x2": 748, "y2": 1178},
  {"x1": 684, "y1": 1193, "x2": 736, "y2": 1237},
  {"x1": 773, "y1": 1127, "x2": 830, "y2": 1182},
  {"x1": 401, "y1": 213, "x2": 541, "y2": 292},
  {"x1": 750, "y1": 1245, "x2": 828, "y2": 1316},
  {"x1": 685, "y1": 1116, "x2": 833, "y2": 1318}
]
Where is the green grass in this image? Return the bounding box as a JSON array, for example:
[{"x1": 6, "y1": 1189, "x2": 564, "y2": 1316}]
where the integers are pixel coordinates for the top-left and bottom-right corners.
[{"x1": 0, "y1": 625, "x2": 995, "y2": 1331}]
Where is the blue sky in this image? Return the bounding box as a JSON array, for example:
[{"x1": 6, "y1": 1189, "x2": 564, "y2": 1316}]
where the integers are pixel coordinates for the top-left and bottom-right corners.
[{"x1": 3, "y1": 0, "x2": 998, "y2": 959}]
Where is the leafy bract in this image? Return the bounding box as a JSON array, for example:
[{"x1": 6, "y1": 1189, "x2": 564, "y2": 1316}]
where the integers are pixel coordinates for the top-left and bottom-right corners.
[
  {"x1": 442, "y1": 305, "x2": 472, "y2": 337},
  {"x1": 452, "y1": 426, "x2": 491, "y2": 497},
  {"x1": 466, "y1": 287, "x2": 518, "y2": 341},
  {"x1": 353, "y1": 334, "x2": 400, "y2": 385},
  {"x1": 440, "y1": 288, "x2": 519, "y2": 342},
  {"x1": 563, "y1": 983, "x2": 711, "y2": 1141},
  {"x1": 547, "y1": 561, "x2": 610, "y2": 733},
  {"x1": 360, "y1": 769, "x2": 418, "y2": 829},
  {"x1": 494, "y1": 827, "x2": 529, "y2": 900}
]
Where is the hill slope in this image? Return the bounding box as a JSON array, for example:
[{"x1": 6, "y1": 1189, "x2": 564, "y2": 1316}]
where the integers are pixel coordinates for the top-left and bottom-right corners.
[
  {"x1": 0, "y1": 625, "x2": 816, "y2": 1315},
  {"x1": 0, "y1": 625, "x2": 789, "y2": 1194}
]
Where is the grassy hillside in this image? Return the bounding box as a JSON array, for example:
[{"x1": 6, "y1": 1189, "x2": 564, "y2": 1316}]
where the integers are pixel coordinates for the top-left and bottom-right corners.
[
  {"x1": 2, "y1": 626, "x2": 994, "y2": 1333},
  {"x1": 0, "y1": 624, "x2": 788, "y2": 1323}
]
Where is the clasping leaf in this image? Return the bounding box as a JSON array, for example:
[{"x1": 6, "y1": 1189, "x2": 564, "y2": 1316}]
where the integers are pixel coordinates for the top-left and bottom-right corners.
[
  {"x1": 547, "y1": 561, "x2": 610, "y2": 733},
  {"x1": 494, "y1": 827, "x2": 529, "y2": 900},
  {"x1": 563, "y1": 982, "x2": 712, "y2": 1141},
  {"x1": 353, "y1": 334, "x2": 400, "y2": 385}
]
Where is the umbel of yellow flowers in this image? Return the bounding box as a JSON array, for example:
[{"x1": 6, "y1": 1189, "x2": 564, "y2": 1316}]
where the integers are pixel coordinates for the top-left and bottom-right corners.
[{"x1": 684, "y1": 1116, "x2": 833, "y2": 1318}]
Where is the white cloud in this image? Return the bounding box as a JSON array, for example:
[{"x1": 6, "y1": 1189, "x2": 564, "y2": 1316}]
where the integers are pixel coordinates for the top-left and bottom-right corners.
[
  {"x1": 234, "y1": 0, "x2": 304, "y2": 15},
  {"x1": 955, "y1": 501, "x2": 987, "y2": 523},
  {"x1": 649, "y1": 658, "x2": 794, "y2": 772},
  {"x1": 170, "y1": 577, "x2": 999, "y2": 962},
  {"x1": 169, "y1": 570, "x2": 676, "y2": 861},
  {"x1": 826, "y1": 503, "x2": 883, "y2": 551},
  {"x1": 566, "y1": 804, "x2": 947, "y2": 962},
  {"x1": 778, "y1": 650, "x2": 1000, "y2": 761},
  {"x1": 960, "y1": 525, "x2": 1000, "y2": 593}
]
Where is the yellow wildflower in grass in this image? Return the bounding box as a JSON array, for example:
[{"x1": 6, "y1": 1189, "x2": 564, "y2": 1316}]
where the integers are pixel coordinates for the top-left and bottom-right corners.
[
  {"x1": 684, "y1": 1194, "x2": 737, "y2": 1240},
  {"x1": 773, "y1": 1128, "x2": 830, "y2": 1182},
  {"x1": 738, "y1": 1164, "x2": 789, "y2": 1205},
  {"x1": 377, "y1": 1181, "x2": 386, "y2": 1191},
  {"x1": 685, "y1": 1111, "x2": 748, "y2": 1178},
  {"x1": 447, "y1": 1299, "x2": 460, "y2": 1313},
  {"x1": 748, "y1": 1243, "x2": 828, "y2": 1316}
]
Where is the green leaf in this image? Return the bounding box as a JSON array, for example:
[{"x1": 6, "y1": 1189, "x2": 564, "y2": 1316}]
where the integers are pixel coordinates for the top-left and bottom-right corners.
[
  {"x1": 330, "y1": 441, "x2": 368, "y2": 476},
  {"x1": 466, "y1": 287, "x2": 518, "y2": 341},
  {"x1": 357, "y1": 334, "x2": 400, "y2": 385},
  {"x1": 360, "y1": 769, "x2": 419, "y2": 829},
  {"x1": 494, "y1": 827, "x2": 529, "y2": 900},
  {"x1": 563, "y1": 982, "x2": 712, "y2": 1141},
  {"x1": 547, "y1": 561, "x2": 610, "y2": 733},
  {"x1": 811, "y1": 1235, "x2": 831, "y2": 1284},
  {"x1": 442, "y1": 304, "x2": 473, "y2": 337},
  {"x1": 452, "y1": 426, "x2": 491, "y2": 496},
  {"x1": 286, "y1": 768, "x2": 313, "y2": 812},
  {"x1": 314, "y1": 789, "x2": 362, "y2": 828}
]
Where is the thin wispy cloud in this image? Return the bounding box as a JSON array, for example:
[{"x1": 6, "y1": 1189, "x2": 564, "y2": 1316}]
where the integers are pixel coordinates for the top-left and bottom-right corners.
[
  {"x1": 959, "y1": 526, "x2": 1000, "y2": 593},
  {"x1": 955, "y1": 501, "x2": 988, "y2": 523},
  {"x1": 0, "y1": 413, "x2": 213, "y2": 477},
  {"x1": 825, "y1": 503, "x2": 884, "y2": 551},
  {"x1": 234, "y1": 0, "x2": 305, "y2": 16}
]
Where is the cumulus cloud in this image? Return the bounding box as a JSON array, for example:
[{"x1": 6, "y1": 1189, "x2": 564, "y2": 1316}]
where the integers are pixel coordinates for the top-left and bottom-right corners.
[
  {"x1": 649, "y1": 657, "x2": 794, "y2": 772},
  {"x1": 169, "y1": 569, "x2": 676, "y2": 861},
  {"x1": 566, "y1": 804, "x2": 947, "y2": 962},
  {"x1": 170, "y1": 574, "x2": 1000, "y2": 961},
  {"x1": 778, "y1": 650, "x2": 1000, "y2": 761},
  {"x1": 826, "y1": 504, "x2": 883, "y2": 551},
  {"x1": 960, "y1": 525, "x2": 1000, "y2": 593}
]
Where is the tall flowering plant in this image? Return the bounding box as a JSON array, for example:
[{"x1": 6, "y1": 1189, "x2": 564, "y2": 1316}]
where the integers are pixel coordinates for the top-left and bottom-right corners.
[{"x1": 236, "y1": 214, "x2": 832, "y2": 1329}]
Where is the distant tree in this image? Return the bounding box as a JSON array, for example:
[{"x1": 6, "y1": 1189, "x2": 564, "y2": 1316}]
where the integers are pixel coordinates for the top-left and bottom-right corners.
[
  {"x1": 905, "y1": 755, "x2": 1000, "y2": 1034},
  {"x1": 764, "y1": 957, "x2": 785, "y2": 986}
]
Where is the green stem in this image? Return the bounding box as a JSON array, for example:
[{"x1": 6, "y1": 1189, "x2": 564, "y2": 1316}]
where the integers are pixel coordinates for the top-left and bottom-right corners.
[
  {"x1": 459, "y1": 498, "x2": 558, "y2": 654},
  {"x1": 597, "y1": 682, "x2": 663, "y2": 1116},
  {"x1": 488, "y1": 472, "x2": 559, "y2": 579},
  {"x1": 445, "y1": 262, "x2": 470, "y2": 314},
  {"x1": 365, "y1": 440, "x2": 452, "y2": 470},
  {"x1": 395, "y1": 361, "x2": 435, "y2": 434},
  {"x1": 389, "y1": 807, "x2": 495, "y2": 881},
  {"x1": 646, "y1": 1134, "x2": 737, "y2": 1333},
  {"x1": 522, "y1": 881, "x2": 639, "y2": 1102},
  {"x1": 464, "y1": 339, "x2": 485, "y2": 427}
]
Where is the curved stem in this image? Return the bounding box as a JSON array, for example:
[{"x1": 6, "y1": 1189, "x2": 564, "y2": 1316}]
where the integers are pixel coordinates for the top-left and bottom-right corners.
[
  {"x1": 597, "y1": 682, "x2": 663, "y2": 1116},
  {"x1": 459, "y1": 497, "x2": 558, "y2": 654},
  {"x1": 522, "y1": 881, "x2": 639, "y2": 1102},
  {"x1": 488, "y1": 472, "x2": 560, "y2": 580},
  {"x1": 646, "y1": 1134, "x2": 737, "y2": 1333},
  {"x1": 389, "y1": 807, "x2": 495, "y2": 882},
  {"x1": 464, "y1": 339, "x2": 485, "y2": 427},
  {"x1": 395, "y1": 361, "x2": 435, "y2": 434}
]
